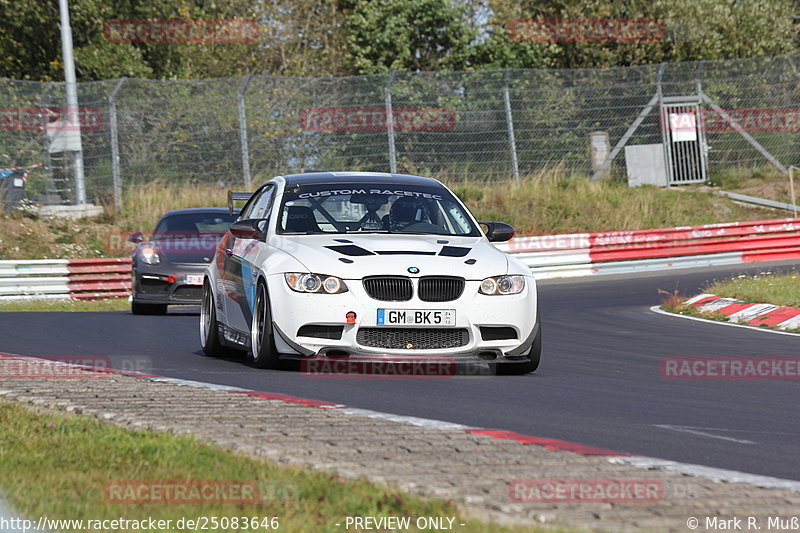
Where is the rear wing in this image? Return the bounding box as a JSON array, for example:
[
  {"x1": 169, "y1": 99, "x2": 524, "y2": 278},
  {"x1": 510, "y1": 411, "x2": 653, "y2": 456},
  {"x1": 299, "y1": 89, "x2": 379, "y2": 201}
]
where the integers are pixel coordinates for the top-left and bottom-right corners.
[{"x1": 227, "y1": 190, "x2": 253, "y2": 216}]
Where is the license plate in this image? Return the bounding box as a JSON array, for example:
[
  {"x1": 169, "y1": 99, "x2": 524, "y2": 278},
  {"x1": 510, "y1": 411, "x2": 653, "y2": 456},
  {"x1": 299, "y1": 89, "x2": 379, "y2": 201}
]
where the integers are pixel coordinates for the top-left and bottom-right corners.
[
  {"x1": 377, "y1": 309, "x2": 455, "y2": 326},
  {"x1": 184, "y1": 274, "x2": 204, "y2": 285}
]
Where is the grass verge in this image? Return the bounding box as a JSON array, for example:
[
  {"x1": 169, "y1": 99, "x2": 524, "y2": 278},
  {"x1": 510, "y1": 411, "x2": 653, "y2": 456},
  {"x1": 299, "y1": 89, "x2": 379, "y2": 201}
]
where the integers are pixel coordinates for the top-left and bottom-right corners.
[
  {"x1": 0, "y1": 170, "x2": 786, "y2": 260},
  {"x1": 659, "y1": 271, "x2": 800, "y2": 332},
  {"x1": 702, "y1": 271, "x2": 800, "y2": 308},
  {"x1": 0, "y1": 298, "x2": 130, "y2": 312},
  {"x1": 0, "y1": 400, "x2": 549, "y2": 533}
]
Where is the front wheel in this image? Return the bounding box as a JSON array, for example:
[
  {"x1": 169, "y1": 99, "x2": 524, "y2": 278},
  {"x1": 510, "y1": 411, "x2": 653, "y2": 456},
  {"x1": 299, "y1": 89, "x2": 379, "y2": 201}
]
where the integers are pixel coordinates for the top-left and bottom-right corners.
[
  {"x1": 200, "y1": 280, "x2": 226, "y2": 357},
  {"x1": 496, "y1": 323, "x2": 542, "y2": 375},
  {"x1": 250, "y1": 282, "x2": 280, "y2": 369}
]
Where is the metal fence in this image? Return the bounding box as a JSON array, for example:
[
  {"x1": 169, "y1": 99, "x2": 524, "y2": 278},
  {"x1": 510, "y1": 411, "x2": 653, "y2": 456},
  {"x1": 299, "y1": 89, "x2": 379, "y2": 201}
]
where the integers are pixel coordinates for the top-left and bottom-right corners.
[{"x1": 2, "y1": 53, "x2": 800, "y2": 207}]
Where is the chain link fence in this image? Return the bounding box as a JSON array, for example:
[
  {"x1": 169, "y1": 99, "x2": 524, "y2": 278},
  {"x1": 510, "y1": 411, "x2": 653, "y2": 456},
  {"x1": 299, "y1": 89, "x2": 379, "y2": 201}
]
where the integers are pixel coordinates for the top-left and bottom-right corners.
[{"x1": 2, "y1": 53, "x2": 800, "y2": 207}]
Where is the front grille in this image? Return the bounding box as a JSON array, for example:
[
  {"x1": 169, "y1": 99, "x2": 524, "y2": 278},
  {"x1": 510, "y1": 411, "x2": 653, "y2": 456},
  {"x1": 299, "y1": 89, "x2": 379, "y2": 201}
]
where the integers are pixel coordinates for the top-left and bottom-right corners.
[
  {"x1": 139, "y1": 277, "x2": 169, "y2": 295},
  {"x1": 363, "y1": 276, "x2": 412, "y2": 301},
  {"x1": 172, "y1": 285, "x2": 203, "y2": 301},
  {"x1": 356, "y1": 327, "x2": 469, "y2": 350},
  {"x1": 418, "y1": 276, "x2": 465, "y2": 302}
]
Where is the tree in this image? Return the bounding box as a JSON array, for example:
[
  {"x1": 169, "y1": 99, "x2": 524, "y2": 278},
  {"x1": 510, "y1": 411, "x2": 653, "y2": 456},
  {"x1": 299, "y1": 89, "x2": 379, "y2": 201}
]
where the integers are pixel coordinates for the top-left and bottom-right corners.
[
  {"x1": 342, "y1": 0, "x2": 478, "y2": 74},
  {"x1": 483, "y1": 0, "x2": 800, "y2": 69}
]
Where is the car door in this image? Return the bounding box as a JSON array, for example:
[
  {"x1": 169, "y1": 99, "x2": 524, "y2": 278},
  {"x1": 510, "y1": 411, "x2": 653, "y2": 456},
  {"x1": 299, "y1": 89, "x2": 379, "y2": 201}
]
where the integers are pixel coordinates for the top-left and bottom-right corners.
[{"x1": 222, "y1": 185, "x2": 276, "y2": 333}]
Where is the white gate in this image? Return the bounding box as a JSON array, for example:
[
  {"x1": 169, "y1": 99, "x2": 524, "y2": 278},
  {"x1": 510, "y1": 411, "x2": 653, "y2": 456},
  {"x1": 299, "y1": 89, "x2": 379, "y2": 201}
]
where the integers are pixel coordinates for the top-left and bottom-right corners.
[{"x1": 661, "y1": 98, "x2": 709, "y2": 185}]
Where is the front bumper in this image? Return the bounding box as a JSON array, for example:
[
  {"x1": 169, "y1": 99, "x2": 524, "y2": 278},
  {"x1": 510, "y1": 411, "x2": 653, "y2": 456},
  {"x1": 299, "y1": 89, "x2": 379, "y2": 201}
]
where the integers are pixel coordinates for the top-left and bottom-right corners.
[
  {"x1": 132, "y1": 263, "x2": 208, "y2": 305},
  {"x1": 265, "y1": 274, "x2": 538, "y2": 364}
]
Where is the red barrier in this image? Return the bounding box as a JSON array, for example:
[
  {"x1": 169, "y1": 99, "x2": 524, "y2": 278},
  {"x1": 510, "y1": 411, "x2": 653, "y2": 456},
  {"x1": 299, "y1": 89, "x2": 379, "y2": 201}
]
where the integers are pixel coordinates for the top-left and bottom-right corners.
[{"x1": 67, "y1": 258, "x2": 132, "y2": 299}]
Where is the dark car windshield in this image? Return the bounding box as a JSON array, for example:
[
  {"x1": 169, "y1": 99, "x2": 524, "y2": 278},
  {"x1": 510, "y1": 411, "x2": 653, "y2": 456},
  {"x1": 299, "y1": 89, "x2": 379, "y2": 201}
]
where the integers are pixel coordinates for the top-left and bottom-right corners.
[
  {"x1": 152, "y1": 212, "x2": 237, "y2": 240},
  {"x1": 277, "y1": 183, "x2": 481, "y2": 236}
]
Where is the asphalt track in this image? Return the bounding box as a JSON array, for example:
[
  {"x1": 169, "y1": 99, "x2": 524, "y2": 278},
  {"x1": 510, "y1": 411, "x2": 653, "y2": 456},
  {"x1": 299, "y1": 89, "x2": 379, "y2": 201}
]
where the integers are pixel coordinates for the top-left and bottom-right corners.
[{"x1": 2, "y1": 260, "x2": 799, "y2": 481}]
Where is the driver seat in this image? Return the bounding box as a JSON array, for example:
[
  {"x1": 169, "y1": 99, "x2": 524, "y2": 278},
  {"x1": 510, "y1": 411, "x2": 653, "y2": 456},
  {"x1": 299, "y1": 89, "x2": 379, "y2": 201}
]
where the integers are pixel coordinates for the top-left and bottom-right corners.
[
  {"x1": 387, "y1": 197, "x2": 420, "y2": 231},
  {"x1": 284, "y1": 206, "x2": 322, "y2": 233}
]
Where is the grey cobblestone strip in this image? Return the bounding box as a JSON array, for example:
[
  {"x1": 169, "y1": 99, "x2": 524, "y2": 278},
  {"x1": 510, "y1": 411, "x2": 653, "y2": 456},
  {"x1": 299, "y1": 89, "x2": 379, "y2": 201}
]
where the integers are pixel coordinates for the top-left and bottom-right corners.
[{"x1": 1, "y1": 359, "x2": 799, "y2": 532}]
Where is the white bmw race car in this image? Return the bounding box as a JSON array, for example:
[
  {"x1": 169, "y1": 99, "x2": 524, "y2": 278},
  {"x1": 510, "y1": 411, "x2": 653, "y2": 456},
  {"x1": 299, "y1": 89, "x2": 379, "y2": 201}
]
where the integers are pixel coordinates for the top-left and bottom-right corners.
[{"x1": 200, "y1": 172, "x2": 541, "y2": 374}]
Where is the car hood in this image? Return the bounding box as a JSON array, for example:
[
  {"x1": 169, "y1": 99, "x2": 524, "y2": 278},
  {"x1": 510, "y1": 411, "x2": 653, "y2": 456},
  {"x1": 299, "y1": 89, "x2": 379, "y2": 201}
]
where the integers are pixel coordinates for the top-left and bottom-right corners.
[{"x1": 268, "y1": 233, "x2": 509, "y2": 279}]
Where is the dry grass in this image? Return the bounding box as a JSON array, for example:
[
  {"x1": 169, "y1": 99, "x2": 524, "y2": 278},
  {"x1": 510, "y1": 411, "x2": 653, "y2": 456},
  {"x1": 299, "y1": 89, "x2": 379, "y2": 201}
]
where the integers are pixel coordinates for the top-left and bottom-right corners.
[
  {"x1": 709, "y1": 166, "x2": 800, "y2": 208},
  {"x1": 446, "y1": 169, "x2": 775, "y2": 235},
  {"x1": 705, "y1": 271, "x2": 800, "y2": 307}
]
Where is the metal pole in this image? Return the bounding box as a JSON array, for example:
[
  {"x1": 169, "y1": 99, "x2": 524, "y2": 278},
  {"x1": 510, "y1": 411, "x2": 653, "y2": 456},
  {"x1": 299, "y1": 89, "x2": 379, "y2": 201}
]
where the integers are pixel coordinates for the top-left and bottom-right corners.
[
  {"x1": 58, "y1": 0, "x2": 86, "y2": 205},
  {"x1": 238, "y1": 74, "x2": 254, "y2": 188},
  {"x1": 108, "y1": 77, "x2": 126, "y2": 211},
  {"x1": 503, "y1": 70, "x2": 520, "y2": 181},
  {"x1": 790, "y1": 166, "x2": 798, "y2": 217},
  {"x1": 385, "y1": 72, "x2": 397, "y2": 173}
]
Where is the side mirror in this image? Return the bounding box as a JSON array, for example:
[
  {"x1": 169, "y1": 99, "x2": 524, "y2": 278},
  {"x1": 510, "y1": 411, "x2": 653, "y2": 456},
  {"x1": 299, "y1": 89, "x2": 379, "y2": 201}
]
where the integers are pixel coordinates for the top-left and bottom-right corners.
[
  {"x1": 230, "y1": 219, "x2": 266, "y2": 240},
  {"x1": 128, "y1": 231, "x2": 144, "y2": 244},
  {"x1": 480, "y1": 222, "x2": 515, "y2": 243}
]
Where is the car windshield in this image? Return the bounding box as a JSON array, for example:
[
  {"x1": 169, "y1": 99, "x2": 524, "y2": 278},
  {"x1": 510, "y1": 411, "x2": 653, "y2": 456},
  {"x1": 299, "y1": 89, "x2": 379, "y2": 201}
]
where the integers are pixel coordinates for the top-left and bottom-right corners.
[
  {"x1": 152, "y1": 212, "x2": 237, "y2": 240},
  {"x1": 277, "y1": 183, "x2": 481, "y2": 236}
]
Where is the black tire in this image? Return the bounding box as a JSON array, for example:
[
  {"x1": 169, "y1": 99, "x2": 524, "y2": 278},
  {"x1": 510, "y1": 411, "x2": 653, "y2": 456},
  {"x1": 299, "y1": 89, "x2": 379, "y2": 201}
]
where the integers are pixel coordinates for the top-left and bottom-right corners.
[
  {"x1": 496, "y1": 323, "x2": 542, "y2": 375},
  {"x1": 200, "y1": 280, "x2": 226, "y2": 357},
  {"x1": 250, "y1": 282, "x2": 280, "y2": 369},
  {"x1": 131, "y1": 302, "x2": 167, "y2": 315}
]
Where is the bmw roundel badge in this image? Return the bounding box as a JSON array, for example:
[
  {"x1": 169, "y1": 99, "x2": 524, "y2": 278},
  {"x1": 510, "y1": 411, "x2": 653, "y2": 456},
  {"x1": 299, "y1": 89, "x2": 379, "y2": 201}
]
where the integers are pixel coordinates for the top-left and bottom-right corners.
[{"x1": 407, "y1": 266, "x2": 420, "y2": 274}]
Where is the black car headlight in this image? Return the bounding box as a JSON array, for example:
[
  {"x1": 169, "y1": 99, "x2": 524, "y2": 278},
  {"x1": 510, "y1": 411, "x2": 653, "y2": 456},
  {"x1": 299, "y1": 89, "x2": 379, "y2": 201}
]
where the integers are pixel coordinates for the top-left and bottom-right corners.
[
  {"x1": 284, "y1": 273, "x2": 348, "y2": 294},
  {"x1": 479, "y1": 275, "x2": 525, "y2": 295},
  {"x1": 140, "y1": 244, "x2": 161, "y2": 265}
]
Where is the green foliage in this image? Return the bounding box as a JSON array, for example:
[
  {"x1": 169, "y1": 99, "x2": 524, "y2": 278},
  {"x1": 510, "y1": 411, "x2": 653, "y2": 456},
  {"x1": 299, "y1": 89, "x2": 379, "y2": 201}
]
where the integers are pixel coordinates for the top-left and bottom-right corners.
[
  {"x1": 485, "y1": 0, "x2": 800, "y2": 68},
  {"x1": 342, "y1": 0, "x2": 478, "y2": 73},
  {"x1": 2, "y1": 0, "x2": 800, "y2": 79}
]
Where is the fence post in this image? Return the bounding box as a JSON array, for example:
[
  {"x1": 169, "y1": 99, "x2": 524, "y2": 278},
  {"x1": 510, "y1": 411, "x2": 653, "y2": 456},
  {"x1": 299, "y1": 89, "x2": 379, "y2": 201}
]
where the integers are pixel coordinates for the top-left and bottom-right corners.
[
  {"x1": 108, "y1": 77, "x2": 126, "y2": 211},
  {"x1": 385, "y1": 72, "x2": 397, "y2": 173},
  {"x1": 238, "y1": 74, "x2": 254, "y2": 189},
  {"x1": 503, "y1": 70, "x2": 520, "y2": 181}
]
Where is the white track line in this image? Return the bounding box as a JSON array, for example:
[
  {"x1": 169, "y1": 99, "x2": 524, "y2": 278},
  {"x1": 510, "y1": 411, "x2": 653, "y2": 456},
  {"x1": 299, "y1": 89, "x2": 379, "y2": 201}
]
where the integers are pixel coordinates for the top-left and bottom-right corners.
[{"x1": 654, "y1": 424, "x2": 755, "y2": 444}]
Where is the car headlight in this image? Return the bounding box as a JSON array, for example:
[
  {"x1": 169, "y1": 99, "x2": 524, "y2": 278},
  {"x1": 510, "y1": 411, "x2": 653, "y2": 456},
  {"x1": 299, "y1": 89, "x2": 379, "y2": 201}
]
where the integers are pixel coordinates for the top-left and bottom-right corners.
[
  {"x1": 140, "y1": 245, "x2": 161, "y2": 265},
  {"x1": 284, "y1": 273, "x2": 349, "y2": 294},
  {"x1": 479, "y1": 275, "x2": 525, "y2": 295}
]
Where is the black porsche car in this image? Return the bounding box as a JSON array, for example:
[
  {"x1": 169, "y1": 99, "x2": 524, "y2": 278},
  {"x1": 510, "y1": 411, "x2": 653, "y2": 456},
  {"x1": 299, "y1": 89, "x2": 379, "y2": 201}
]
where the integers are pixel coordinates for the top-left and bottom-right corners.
[{"x1": 129, "y1": 208, "x2": 237, "y2": 315}]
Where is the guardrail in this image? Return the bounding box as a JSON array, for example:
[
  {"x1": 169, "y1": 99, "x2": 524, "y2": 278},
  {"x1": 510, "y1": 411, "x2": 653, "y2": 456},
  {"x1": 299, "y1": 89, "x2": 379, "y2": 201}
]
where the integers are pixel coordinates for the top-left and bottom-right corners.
[
  {"x1": 0, "y1": 258, "x2": 131, "y2": 300},
  {"x1": 2, "y1": 217, "x2": 799, "y2": 299},
  {"x1": 495, "y1": 217, "x2": 800, "y2": 279}
]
